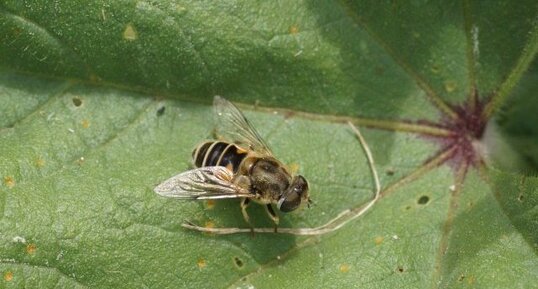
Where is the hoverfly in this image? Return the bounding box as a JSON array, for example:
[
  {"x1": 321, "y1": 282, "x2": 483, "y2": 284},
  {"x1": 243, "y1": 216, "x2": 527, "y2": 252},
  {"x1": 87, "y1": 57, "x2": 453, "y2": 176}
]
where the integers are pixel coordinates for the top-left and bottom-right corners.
[
  {"x1": 154, "y1": 96, "x2": 311, "y2": 232},
  {"x1": 154, "y1": 96, "x2": 380, "y2": 236}
]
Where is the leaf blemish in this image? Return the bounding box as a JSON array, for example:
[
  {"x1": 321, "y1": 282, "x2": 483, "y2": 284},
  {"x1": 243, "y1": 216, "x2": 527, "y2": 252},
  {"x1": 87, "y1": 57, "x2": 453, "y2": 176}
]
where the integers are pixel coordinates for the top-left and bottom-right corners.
[
  {"x1": 233, "y1": 257, "x2": 244, "y2": 268},
  {"x1": 3, "y1": 271, "x2": 13, "y2": 282},
  {"x1": 385, "y1": 167, "x2": 395, "y2": 176},
  {"x1": 205, "y1": 200, "x2": 215, "y2": 210},
  {"x1": 467, "y1": 275, "x2": 476, "y2": 284},
  {"x1": 72, "y1": 97, "x2": 83, "y2": 107},
  {"x1": 76, "y1": 157, "x2": 85, "y2": 165},
  {"x1": 374, "y1": 236, "x2": 384, "y2": 245},
  {"x1": 458, "y1": 273, "x2": 465, "y2": 282},
  {"x1": 289, "y1": 25, "x2": 299, "y2": 35},
  {"x1": 3, "y1": 176, "x2": 15, "y2": 188},
  {"x1": 417, "y1": 195, "x2": 429, "y2": 205},
  {"x1": 339, "y1": 264, "x2": 350, "y2": 273},
  {"x1": 197, "y1": 258, "x2": 206, "y2": 269},
  {"x1": 203, "y1": 221, "x2": 215, "y2": 235},
  {"x1": 35, "y1": 158, "x2": 45, "y2": 168},
  {"x1": 123, "y1": 24, "x2": 138, "y2": 41},
  {"x1": 26, "y1": 243, "x2": 37, "y2": 255},
  {"x1": 81, "y1": 119, "x2": 90, "y2": 128},
  {"x1": 157, "y1": 106, "x2": 165, "y2": 116}
]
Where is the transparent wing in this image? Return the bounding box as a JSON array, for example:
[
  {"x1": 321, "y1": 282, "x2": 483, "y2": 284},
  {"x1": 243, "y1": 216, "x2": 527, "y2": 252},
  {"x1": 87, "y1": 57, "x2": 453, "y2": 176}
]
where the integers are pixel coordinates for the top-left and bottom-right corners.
[
  {"x1": 154, "y1": 167, "x2": 251, "y2": 200},
  {"x1": 213, "y1": 95, "x2": 273, "y2": 155}
]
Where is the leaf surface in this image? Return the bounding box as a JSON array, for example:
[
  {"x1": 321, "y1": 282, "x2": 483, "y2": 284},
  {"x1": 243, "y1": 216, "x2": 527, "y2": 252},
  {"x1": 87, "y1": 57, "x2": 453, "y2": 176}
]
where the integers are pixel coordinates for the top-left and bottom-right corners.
[{"x1": 1, "y1": 1, "x2": 537, "y2": 288}]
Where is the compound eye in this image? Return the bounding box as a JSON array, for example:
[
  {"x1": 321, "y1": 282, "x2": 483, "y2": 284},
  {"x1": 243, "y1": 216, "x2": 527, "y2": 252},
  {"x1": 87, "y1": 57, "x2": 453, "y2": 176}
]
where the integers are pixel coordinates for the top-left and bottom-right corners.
[
  {"x1": 277, "y1": 193, "x2": 301, "y2": 212},
  {"x1": 277, "y1": 175, "x2": 309, "y2": 212}
]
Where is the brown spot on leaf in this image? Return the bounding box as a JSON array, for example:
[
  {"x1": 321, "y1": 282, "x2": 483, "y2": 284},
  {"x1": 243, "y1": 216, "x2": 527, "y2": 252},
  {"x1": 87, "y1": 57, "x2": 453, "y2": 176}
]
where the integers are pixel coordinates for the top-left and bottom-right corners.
[
  {"x1": 205, "y1": 200, "x2": 215, "y2": 210},
  {"x1": 289, "y1": 25, "x2": 299, "y2": 35},
  {"x1": 26, "y1": 243, "x2": 37, "y2": 255},
  {"x1": 374, "y1": 236, "x2": 384, "y2": 245}
]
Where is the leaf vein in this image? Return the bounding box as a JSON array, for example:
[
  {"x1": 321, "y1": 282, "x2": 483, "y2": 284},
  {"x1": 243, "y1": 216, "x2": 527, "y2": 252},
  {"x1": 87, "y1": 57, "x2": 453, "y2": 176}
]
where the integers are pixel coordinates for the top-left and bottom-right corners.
[{"x1": 336, "y1": 0, "x2": 459, "y2": 120}]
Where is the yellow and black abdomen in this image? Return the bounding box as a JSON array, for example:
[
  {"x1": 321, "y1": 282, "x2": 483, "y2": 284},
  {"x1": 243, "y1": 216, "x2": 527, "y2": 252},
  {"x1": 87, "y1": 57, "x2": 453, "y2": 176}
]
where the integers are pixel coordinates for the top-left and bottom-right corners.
[{"x1": 192, "y1": 141, "x2": 248, "y2": 173}]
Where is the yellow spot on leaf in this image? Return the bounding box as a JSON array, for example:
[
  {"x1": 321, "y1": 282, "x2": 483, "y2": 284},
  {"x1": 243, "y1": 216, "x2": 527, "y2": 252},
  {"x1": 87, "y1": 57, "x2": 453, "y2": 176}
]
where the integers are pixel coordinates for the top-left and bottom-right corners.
[
  {"x1": 4, "y1": 271, "x2": 13, "y2": 282},
  {"x1": 444, "y1": 80, "x2": 457, "y2": 93},
  {"x1": 197, "y1": 258, "x2": 206, "y2": 269},
  {"x1": 4, "y1": 176, "x2": 15, "y2": 188},
  {"x1": 467, "y1": 275, "x2": 475, "y2": 284},
  {"x1": 26, "y1": 243, "x2": 37, "y2": 255},
  {"x1": 123, "y1": 24, "x2": 138, "y2": 41},
  {"x1": 339, "y1": 263, "x2": 350, "y2": 273},
  {"x1": 205, "y1": 200, "x2": 215, "y2": 210},
  {"x1": 289, "y1": 25, "x2": 299, "y2": 35},
  {"x1": 4, "y1": 176, "x2": 17, "y2": 188},
  {"x1": 288, "y1": 163, "x2": 300, "y2": 175},
  {"x1": 35, "y1": 158, "x2": 45, "y2": 168},
  {"x1": 374, "y1": 236, "x2": 384, "y2": 245},
  {"x1": 81, "y1": 119, "x2": 90, "y2": 128}
]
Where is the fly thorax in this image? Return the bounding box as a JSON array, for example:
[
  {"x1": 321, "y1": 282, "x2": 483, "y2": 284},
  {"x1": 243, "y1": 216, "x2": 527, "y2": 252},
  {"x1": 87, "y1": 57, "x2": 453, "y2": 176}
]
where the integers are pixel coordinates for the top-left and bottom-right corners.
[{"x1": 249, "y1": 158, "x2": 290, "y2": 199}]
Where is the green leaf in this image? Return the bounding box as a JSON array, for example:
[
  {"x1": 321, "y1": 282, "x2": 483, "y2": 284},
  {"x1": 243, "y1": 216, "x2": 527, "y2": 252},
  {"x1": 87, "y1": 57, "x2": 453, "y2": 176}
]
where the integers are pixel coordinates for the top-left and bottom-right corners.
[{"x1": 1, "y1": 1, "x2": 537, "y2": 289}]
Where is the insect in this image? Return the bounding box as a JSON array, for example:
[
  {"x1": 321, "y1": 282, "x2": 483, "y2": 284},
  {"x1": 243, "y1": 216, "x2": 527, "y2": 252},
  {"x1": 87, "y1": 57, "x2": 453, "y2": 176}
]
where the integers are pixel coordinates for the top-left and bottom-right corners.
[
  {"x1": 155, "y1": 96, "x2": 380, "y2": 235},
  {"x1": 155, "y1": 96, "x2": 311, "y2": 230}
]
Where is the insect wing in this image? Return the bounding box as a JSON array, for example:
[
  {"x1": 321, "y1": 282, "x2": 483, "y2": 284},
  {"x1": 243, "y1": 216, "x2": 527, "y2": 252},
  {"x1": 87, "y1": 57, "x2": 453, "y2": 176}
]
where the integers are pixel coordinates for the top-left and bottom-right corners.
[
  {"x1": 213, "y1": 95, "x2": 273, "y2": 155},
  {"x1": 154, "y1": 166, "x2": 250, "y2": 200}
]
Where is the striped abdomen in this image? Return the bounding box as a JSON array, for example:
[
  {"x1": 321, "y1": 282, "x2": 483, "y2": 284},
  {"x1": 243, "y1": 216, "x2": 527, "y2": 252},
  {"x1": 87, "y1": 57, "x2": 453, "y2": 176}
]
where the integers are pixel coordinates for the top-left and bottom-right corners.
[{"x1": 192, "y1": 141, "x2": 248, "y2": 173}]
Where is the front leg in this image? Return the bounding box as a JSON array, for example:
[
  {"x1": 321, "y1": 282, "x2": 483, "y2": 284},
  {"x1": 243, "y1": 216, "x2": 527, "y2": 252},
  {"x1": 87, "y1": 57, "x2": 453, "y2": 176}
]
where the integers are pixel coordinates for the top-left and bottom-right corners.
[
  {"x1": 240, "y1": 198, "x2": 253, "y2": 233},
  {"x1": 264, "y1": 204, "x2": 279, "y2": 233}
]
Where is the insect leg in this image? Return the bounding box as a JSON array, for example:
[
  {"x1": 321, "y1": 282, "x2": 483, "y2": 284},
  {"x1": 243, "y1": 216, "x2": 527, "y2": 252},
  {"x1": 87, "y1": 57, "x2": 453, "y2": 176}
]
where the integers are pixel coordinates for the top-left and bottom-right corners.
[
  {"x1": 264, "y1": 204, "x2": 279, "y2": 232},
  {"x1": 240, "y1": 198, "x2": 254, "y2": 233}
]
